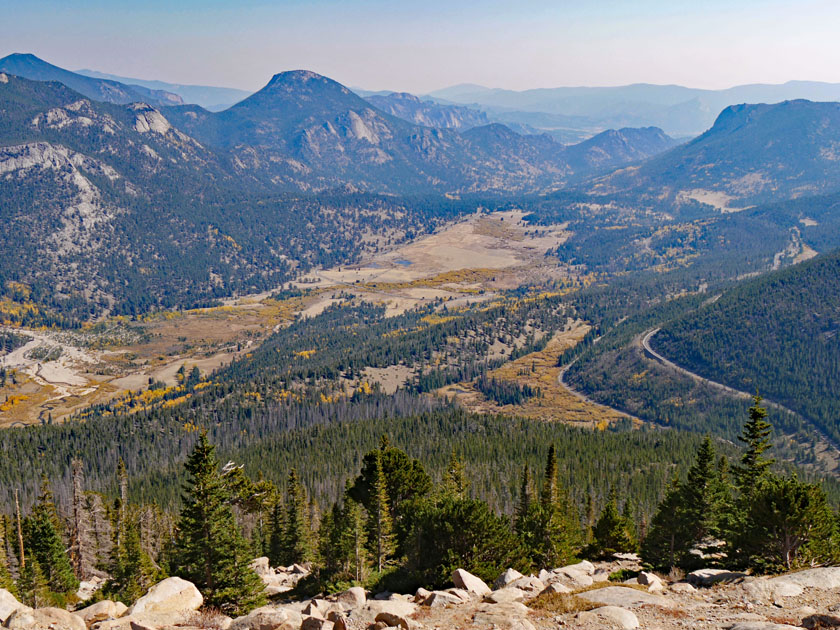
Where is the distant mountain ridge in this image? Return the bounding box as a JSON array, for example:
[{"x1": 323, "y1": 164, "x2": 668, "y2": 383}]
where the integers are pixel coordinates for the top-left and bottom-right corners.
[
  {"x1": 0, "y1": 53, "x2": 183, "y2": 108},
  {"x1": 76, "y1": 68, "x2": 252, "y2": 110},
  {"x1": 428, "y1": 80, "x2": 840, "y2": 136}
]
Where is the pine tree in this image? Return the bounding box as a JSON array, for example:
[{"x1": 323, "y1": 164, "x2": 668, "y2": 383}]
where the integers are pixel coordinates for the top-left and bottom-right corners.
[
  {"x1": 0, "y1": 516, "x2": 15, "y2": 595},
  {"x1": 282, "y1": 469, "x2": 311, "y2": 566},
  {"x1": 174, "y1": 433, "x2": 265, "y2": 616},
  {"x1": 681, "y1": 436, "x2": 730, "y2": 555},
  {"x1": 589, "y1": 490, "x2": 636, "y2": 558},
  {"x1": 739, "y1": 474, "x2": 837, "y2": 571},
  {"x1": 23, "y1": 479, "x2": 79, "y2": 596},
  {"x1": 519, "y1": 445, "x2": 581, "y2": 568},
  {"x1": 268, "y1": 498, "x2": 285, "y2": 567},
  {"x1": 736, "y1": 395, "x2": 774, "y2": 495},
  {"x1": 442, "y1": 449, "x2": 469, "y2": 499},
  {"x1": 18, "y1": 556, "x2": 49, "y2": 608},
  {"x1": 514, "y1": 465, "x2": 532, "y2": 535},
  {"x1": 106, "y1": 515, "x2": 159, "y2": 604},
  {"x1": 366, "y1": 451, "x2": 395, "y2": 573},
  {"x1": 641, "y1": 475, "x2": 687, "y2": 570}
]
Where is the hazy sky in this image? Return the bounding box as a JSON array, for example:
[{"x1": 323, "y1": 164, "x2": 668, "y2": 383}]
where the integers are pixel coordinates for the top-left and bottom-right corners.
[{"x1": 5, "y1": 0, "x2": 840, "y2": 94}]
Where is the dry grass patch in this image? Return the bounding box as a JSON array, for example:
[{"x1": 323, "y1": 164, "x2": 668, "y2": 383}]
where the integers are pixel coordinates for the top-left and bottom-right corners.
[{"x1": 529, "y1": 591, "x2": 599, "y2": 614}]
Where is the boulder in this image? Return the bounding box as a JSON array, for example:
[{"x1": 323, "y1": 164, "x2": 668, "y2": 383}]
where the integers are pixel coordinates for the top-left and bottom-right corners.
[
  {"x1": 741, "y1": 578, "x2": 804, "y2": 601},
  {"x1": 365, "y1": 600, "x2": 417, "y2": 619},
  {"x1": 769, "y1": 568, "x2": 840, "y2": 590},
  {"x1": 452, "y1": 569, "x2": 491, "y2": 596},
  {"x1": 128, "y1": 577, "x2": 203, "y2": 616},
  {"x1": 5, "y1": 607, "x2": 86, "y2": 630},
  {"x1": 592, "y1": 569, "x2": 611, "y2": 583},
  {"x1": 637, "y1": 571, "x2": 665, "y2": 592},
  {"x1": 327, "y1": 611, "x2": 349, "y2": 630},
  {"x1": 539, "y1": 582, "x2": 571, "y2": 596},
  {"x1": 669, "y1": 582, "x2": 696, "y2": 594},
  {"x1": 94, "y1": 612, "x2": 191, "y2": 630},
  {"x1": 335, "y1": 586, "x2": 366, "y2": 610},
  {"x1": 413, "y1": 588, "x2": 431, "y2": 604},
  {"x1": 421, "y1": 591, "x2": 463, "y2": 608},
  {"x1": 507, "y1": 576, "x2": 545, "y2": 594},
  {"x1": 578, "y1": 586, "x2": 674, "y2": 609},
  {"x1": 229, "y1": 605, "x2": 302, "y2": 630},
  {"x1": 551, "y1": 568, "x2": 593, "y2": 588},
  {"x1": 249, "y1": 557, "x2": 271, "y2": 577},
  {"x1": 687, "y1": 568, "x2": 747, "y2": 586},
  {"x1": 77, "y1": 576, "x2": 106, "y2": 602},
  {"x1": 375, "y1": 610, "x2": 418, "y2": 630},
  {"x1": 301, "y1": 618, "x2": 334, "y2": 630},
  {"x1": 74, "y1": 600, "x2": 128, "y2": 625},
  {"x1": 557, "y1": 560, "x2": 595, "y2": 576},
  {"x1": 727, "y1": 624, "x2": 801, "y2": 630},
  {"x1": 0, "y1": 589, "x2": 28, "y2": 625},
  {"x1": 483, "y1": 588, "x2": 527, "y2": 604},
  {"x1": 445, "y1": 588, "x2": 471, "y2": 602},
  {"x1": 301, "y1": 599, "x2": 333, "y2": 618},
  {"x1": 494, "y1": 568, "x2": 524, "y2": 590},
  {"x1": 577, "y1": 605, "x2": 640, "y2": 629},
  {"x1": 802, "y1": 615, "x2": 840, "y2": 629},
  {"x1": 472, "y1": 602, "x2": 535, "y2": 630}
]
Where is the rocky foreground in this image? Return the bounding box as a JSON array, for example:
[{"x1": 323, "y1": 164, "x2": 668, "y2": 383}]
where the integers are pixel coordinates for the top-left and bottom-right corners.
[{"x1": 2, "y1": 557, "x2": 840, "y2": 630}]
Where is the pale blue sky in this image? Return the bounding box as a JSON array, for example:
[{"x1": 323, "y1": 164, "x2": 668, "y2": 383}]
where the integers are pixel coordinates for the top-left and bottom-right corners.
[{"x1": 5, "y1": 0, "x2": 840, "y2": 93}]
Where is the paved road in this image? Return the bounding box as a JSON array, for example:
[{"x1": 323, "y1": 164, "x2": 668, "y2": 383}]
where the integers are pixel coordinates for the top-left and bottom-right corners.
[
  {"x1": 641, "y1": 328, "x2": 840, "y2": 452},
  {"x1": 557, "y1": 359, "x2": 642, "y2": 424}
]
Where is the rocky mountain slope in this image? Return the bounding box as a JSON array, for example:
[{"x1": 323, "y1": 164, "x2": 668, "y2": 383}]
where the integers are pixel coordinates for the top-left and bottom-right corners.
[
  {"x1": 0, "y1": 73, "x2": 445, "y2": 320},
  {"x1": 364, "y1": 92, "x2": 489, "y2": 129},
  {"x1": 0, "y1": 54, "x2": 182, "y2": 108},
  {"x1": 590, "y1": 100, "x2": 840, "y2": 208},
  {"x1": 3, "y1": 559, "x2": 840, "y2": 630}
]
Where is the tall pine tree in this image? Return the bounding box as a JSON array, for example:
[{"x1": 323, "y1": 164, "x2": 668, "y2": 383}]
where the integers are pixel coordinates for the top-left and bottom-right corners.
[
  {"x1": 281, "y1": 469, "x2": 311, "y2": 566},
  {"x1": 174, "y1": 433, "x2": 265, "y2": 615},
  {"x1": 366, "y1": 451, "x2": 395, "y2": 573}
]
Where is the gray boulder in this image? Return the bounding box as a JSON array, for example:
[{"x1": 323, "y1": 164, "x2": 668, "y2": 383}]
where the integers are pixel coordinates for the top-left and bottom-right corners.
[
  {"x1": 5, "y1": 607, "x2": 86, "y2": 630},
  {"x1": 493, "y1": 568, "x2": 524, "y2": 590},
  {"x1": 578, "y1": 586, "x2": 674, "y2": 609},
  {"x1": 452, "y1": 569, "x2": 491, "y2": 596},
  {"x1": 127, "y1": 577, "x2": 203, "y2": 615},
  {"x1": 0, "y1": 589, "x2": 28, "y2": 625},
  {"x1": 335, "y1": 586, "x2": 366, "y2": 610},
  {"x1": 577, "y1": 605, "x2": 640, "y2": 629},
  {"x1": 688, "y1": 568, "x2": 747, "y2": 586},
  {"x1": 74, "y1": 600, "x2": 128, "y2": 626},
  {"x1": 229, "y1": 605, "x2": 302, "y2": 630}
]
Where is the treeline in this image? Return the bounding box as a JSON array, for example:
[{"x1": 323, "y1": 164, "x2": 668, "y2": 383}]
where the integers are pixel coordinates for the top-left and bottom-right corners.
[{"x1": 2, "y1": 398, "x2": 834, "y2": 617}]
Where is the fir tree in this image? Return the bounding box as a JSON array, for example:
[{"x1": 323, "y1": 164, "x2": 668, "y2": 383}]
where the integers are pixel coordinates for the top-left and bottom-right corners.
[
  {"x1": 0, "y1": 516, "x2": 15, "y2": 595},
  {"x1": 589, "y1": 490, "x2": 636, "y2": 558},
  {"x1": 681, "y1": 436, "x2": 730, "y2": 557},
  {"x1": 736, "y1": 396, "x2": 774, "y2": 495},
  {"x1": 442, "y1": 449, "x2": 469, "y2": 499},
  {"x1": 268, "y1": 498, "x2": 285, "y2": 567},
  {"x1": 739, "y1": 474, "x2": 837, "y2": 571},
  {"x1": 173, "y1": 433, "x2": 265, "y2": 616},
  {"x1": 514, "y1": 465, "x2": 532, "y2": 535},
  {"x1": 18, "y1": 556, "x2": 49, "y2": 608},
  {"x1": 23, "y1": 480, "x2": 79, "y2": 595},
  {"x1": 282, "y1": 469, "x2": 311, "y2": 566},
  {"x1": 519, "y1": 445, "x2": 581, "y2": 568},
  {"x1": 641, "y1": 475, "x2": 687, "y2": 570},
  {"x1": 366, "y1": 451, "x2": 395, "y2": 573},
  {"x1": 105, "y1": 515, "x2": 159, "y2": 604}
]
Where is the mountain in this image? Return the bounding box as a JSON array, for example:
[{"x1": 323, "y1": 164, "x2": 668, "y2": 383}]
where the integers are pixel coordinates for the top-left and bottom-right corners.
[
  {"x1": 563, "y1": 127, "x2": 680, "y2": 173},
  {"x1": 428, "y1": 80, "x2": 840, "y2": 136},
  {"x1": 0, "y1": 53, "x2": 183, "y2": 108},
  {"x1": 590, "y1": 100, "x2": 840, "y2": 208},
  {"x1": 165, "y1": 70, "x2": 676, "y2": 193},
  {"x1": 76, "y1": 68, "x2": 251, "y2": 110},
  {"x1": 0, "y1": 72, "x2": 443, "y2": 321},
  {"x1": 652, "y1": 248, "x2": 840, "y2": 444},
  {"x1": 364, "y1": 92, "x2": 489, "y2": 129}
]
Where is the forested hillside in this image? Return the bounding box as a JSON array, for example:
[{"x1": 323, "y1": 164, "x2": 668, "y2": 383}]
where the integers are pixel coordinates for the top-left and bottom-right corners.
[{"x1": 652, "y1": 249, "x2": 840, "y2": 443}]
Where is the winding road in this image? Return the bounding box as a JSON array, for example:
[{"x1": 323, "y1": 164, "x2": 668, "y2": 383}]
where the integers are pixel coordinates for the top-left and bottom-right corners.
[{"x1": 641, "y1": 328, "x2": 840, "y2": 453}]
